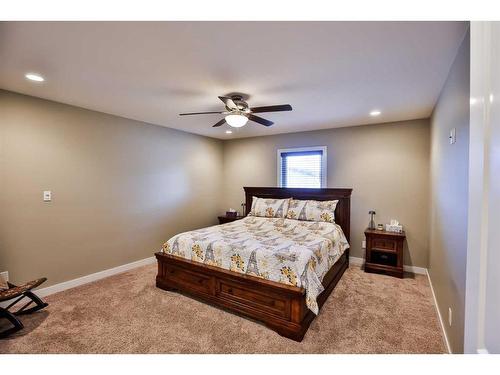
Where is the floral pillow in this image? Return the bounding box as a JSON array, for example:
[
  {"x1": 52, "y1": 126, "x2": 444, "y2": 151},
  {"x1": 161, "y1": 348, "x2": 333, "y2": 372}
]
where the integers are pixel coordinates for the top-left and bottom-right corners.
[
  {"x1": 249, "y1": 196, "x2": 290, "y2": 218},
  {"x1": 286, "y1": 199, "x2": 338, "y2": 223}
]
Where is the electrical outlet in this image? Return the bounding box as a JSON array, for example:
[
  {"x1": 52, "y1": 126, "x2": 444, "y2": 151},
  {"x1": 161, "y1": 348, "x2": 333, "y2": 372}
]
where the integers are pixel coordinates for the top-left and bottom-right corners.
[
  {"x1": 448, "y1": 307, "x2": 452, "y2": 326},
  {"x1": 0, "y1": 271, "x2": 8, "y2": 282},
  {"x1": 362, "y1": 240, "x2": 366, "y2": 248},
  {"x1": 449, "y1": 128, "x2": 456, "y2": 144}
]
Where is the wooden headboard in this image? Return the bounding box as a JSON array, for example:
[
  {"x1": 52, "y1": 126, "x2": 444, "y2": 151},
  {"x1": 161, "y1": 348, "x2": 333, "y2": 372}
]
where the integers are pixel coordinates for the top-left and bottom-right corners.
[{"x1": 243, "y1": 187, "x2": 352, "y2": 243}]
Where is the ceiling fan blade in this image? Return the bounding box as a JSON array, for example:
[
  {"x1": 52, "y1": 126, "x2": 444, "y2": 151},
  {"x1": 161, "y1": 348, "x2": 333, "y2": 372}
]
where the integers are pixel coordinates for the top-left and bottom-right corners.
[
  {"x1": 179, "y1": 111, "x2": 223, "y2": 116},
  {"x1": 250, "y1": 104, "x2": 292, "y2": 113},
  {"x1": 248, "y1": 114, "x2": 274, "y2": 127},
  {"x1": 218, "y1": 96, "x2": 238, "y2": 110},
  {"x1": 212, "y1": 118, "x2": 226, "y2": 127}
]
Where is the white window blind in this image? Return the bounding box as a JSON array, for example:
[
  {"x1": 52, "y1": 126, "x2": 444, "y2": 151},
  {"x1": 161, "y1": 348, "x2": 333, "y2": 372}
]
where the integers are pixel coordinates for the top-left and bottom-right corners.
[{"x1": 278, "y1": 147, "x2": 326, "y2": 188}]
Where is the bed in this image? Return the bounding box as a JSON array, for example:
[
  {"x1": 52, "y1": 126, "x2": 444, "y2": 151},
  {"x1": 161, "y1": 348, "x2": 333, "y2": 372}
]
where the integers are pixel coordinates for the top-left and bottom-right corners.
[{"x1": 155, "y1": 186, "x2": 352, "y2": 341}]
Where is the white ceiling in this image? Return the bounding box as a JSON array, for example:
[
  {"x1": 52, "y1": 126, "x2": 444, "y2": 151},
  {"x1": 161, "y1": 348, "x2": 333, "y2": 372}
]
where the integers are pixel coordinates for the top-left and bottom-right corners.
[{"x1": 0, "y1": 21, "x2": 467, "y2": 139}]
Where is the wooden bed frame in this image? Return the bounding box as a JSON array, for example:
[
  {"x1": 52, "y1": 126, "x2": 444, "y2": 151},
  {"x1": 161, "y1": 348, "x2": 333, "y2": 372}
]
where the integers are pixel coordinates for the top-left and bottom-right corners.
[{"x1": 155, "y1": 187, "x2": 352, "y2": 341}]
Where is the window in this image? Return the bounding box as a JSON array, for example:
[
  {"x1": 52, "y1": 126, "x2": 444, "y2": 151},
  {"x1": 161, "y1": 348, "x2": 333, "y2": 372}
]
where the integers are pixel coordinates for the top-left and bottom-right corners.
[{"x1": 277, "y1": 146, "x2": 327, "y2": 188}]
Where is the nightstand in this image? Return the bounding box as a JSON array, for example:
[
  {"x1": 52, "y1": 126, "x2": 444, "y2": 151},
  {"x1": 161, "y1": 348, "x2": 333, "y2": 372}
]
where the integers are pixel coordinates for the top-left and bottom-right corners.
[
  {"x1": 364, "y1": 228, "x2": 406, "y2": 278},
  {"x1": 218, "y1": 215, "x2": 245, "y2": 224}
]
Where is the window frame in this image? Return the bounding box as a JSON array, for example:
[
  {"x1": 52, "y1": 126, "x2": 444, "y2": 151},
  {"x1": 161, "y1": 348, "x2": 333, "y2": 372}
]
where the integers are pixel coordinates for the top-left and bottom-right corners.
[{"x1": 277, "y1": 146, "x2": 327, "y2": 188}]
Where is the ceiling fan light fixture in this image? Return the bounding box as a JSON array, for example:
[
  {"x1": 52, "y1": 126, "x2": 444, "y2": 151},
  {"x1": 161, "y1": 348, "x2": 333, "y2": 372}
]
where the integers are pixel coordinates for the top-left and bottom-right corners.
[
  {"x1": 225, "y1": 113, "x2": 248, "y2": 128},
  {"x1": 179, "y1": 95, "x2": 291, "y2": 129}
]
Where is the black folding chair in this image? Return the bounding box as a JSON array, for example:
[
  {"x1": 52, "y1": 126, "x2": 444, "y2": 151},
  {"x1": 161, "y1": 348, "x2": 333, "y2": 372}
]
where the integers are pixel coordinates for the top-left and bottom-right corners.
[{"x1": 0, "y1": 277, "x2": 48, "y2": 338}]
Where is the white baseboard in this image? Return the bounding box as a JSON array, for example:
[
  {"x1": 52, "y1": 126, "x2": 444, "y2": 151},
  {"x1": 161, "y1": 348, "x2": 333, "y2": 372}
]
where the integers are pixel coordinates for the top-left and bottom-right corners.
[
  {"x1": 34, "y1": 256, "x2": 156, "y2": 298},
  {"x1": 0, "y1": 256, "x2": 156, "y2": 308},
  {"x1": 404, "y1": 264, "x2": 427, "y2": 275},
  {"x1": 426, "y1": 269, "x2": 452, "y2": 354},
  {"x1": 349, "y1": 256, "x2": 364, "y2": 266},
  {"x1": 349, "y1": 256, "x2": 427, "y2": 275}
]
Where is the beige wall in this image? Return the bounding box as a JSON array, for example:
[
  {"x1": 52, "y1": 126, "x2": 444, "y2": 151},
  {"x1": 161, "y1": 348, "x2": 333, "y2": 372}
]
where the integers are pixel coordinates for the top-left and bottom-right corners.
[
  {"x1": 429, "y1": 31, "x2": 470, "y2": 353},
  {"x1": 222, "y1": 119, "x2": 431, "y2": 268},
  {"x1": 0, "y1": 90, "x2": 433, "y2": 298},
  {"x1": 0, "y1": 90, "x2": 223, "y2": 287}
]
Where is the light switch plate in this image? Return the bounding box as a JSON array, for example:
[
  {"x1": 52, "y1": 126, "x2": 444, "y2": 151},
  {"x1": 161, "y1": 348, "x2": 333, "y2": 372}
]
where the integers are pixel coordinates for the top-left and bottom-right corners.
[
  {"x1": 43, "y1": 190, "x2": 51, "y2": 202},
  {"x1": 448, "y1": 307, "x2": 453, "y2": 326},
  {"x1": 362, "y1": 240, "x2": 366, "y2": 249}
]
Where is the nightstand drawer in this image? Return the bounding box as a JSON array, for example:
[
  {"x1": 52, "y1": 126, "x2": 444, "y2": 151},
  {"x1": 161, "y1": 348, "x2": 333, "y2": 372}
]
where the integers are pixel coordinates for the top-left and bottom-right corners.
[
  {"x1": 372, "y1": 238, "x2": 397, "y2": 251},
  {"x1": 371, "y1": 250, "x2": 398, "y2": 267}
]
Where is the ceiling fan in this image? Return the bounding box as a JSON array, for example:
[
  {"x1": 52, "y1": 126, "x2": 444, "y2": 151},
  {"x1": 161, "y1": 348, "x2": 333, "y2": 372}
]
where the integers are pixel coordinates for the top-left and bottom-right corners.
[{"x1": 179, "y1": 95, "x2": 292, "y2": 128}]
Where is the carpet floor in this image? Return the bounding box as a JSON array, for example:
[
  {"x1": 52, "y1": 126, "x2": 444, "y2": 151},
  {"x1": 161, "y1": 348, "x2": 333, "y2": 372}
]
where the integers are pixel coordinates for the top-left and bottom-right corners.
[{"x1": 0, "y1": 264, "x2": 446, "y2": 354}]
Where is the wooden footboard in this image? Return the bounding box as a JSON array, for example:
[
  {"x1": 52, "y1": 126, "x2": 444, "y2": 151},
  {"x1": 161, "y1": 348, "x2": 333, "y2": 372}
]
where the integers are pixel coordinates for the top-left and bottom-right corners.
[{"x1": 155, "y1": 249, "x2": 349, "y2": 341}]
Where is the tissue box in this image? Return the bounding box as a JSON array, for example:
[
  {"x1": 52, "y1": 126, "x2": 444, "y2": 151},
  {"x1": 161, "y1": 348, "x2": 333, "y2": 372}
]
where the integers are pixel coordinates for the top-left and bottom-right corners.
[{"x1": 385, "y1": 224, "x2": 403, "y2": 233}]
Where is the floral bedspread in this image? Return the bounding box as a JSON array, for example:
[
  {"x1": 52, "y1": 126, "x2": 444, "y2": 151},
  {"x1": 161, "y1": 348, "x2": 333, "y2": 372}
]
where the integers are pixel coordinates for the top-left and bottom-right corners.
[{"x1": 161, "y1": 216, "x2": 349, "y2": 314}]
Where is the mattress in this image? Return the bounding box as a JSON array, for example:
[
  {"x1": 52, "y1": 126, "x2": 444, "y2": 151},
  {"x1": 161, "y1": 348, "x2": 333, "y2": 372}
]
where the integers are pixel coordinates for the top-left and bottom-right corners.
[{"x1": 161, "y1": 216, "x2": 349, "y2": 314}]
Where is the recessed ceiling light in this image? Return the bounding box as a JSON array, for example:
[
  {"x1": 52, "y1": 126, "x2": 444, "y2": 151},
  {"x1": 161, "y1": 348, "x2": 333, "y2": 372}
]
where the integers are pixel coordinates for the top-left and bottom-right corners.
[
  {"x1": 369, "y1": 110, "x2": 381, "y2": 117},
  {"x1": 25, "y1": 73, "x2": 45, "y2": 82},
  {"x1": 225, "y1": 130, "x2": 233, "y2": 134}
]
